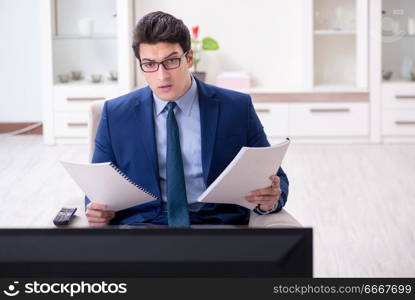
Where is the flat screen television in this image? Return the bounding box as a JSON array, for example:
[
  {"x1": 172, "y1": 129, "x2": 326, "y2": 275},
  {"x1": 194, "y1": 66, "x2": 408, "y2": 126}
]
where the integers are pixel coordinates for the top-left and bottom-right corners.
[{"x1": 0, "y1": 227, "x2": 312, "y2": 277}]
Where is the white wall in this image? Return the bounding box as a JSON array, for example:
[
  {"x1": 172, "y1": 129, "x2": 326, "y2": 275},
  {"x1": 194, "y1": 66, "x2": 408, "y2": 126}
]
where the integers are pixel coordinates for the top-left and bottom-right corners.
[
  {"x1": 0, "y1": 0, "x2": 42, "y2": 122},
  {"x1": 0, "y1": 0, "x2": 307, "y2": 121},
  {"x1": 134, "y1": 0, "x2": 306, "y2": 90}
]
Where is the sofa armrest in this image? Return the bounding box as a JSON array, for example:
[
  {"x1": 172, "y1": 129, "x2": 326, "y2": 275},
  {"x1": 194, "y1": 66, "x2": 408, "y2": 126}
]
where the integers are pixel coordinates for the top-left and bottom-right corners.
[{"x1": 60, "y1": 198, "x2": 301, "y2": 228}]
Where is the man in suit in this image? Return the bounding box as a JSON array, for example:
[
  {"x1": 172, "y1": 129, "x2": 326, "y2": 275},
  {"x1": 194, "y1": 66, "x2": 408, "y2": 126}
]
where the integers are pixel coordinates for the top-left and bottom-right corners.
[{"x1": 85, "y1": 11, "x2": 289, "y2": 227}]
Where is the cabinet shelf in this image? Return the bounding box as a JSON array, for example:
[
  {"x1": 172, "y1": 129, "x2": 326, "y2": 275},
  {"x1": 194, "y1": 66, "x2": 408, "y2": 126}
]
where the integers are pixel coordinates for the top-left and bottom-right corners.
[
  {"x1": 41, "y1": 0, "x2": 134, "y2": 145},
  {"x1": 382, "y1": 80, "x2": 415, "y2": 84},
  {"x1": 311, "y1": 0, "x2": 366, "y2": 88},
  {"x1": 382, "y1": 33, "x2": 415, "y2": 38},
  {"x1": 314, "y1": 30, "x2": 356, "y2": 35},
  {"x1": 54, "y1": 81, "x2": 118, "y2": 87},
  {"x1": 53, "y1": 34, "x2": 117, "y2": 40},
  {"x1": 380, "y1": 0, "x2": 415, "y2": 141}
]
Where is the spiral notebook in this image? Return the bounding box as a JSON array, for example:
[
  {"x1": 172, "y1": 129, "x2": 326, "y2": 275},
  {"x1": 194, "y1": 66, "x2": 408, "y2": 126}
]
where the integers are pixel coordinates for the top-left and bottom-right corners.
[
  {"x1": 197, "y1": 138, "x2": 290, "y2": 210},
  {"x1": 61, "y1": 161, "x2": 157, "y2": 211}
]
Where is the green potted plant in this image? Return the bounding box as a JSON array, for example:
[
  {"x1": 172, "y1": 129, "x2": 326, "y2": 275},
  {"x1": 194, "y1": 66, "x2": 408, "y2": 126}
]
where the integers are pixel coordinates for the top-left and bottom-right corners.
[{"x1": 191, "y1": 25, "x2": 219, "y2": 82}]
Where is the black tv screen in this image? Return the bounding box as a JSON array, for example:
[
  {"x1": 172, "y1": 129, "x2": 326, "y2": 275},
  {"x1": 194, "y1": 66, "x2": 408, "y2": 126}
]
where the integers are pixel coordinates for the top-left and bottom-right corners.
[{"x1": 0, "y1": 228, "x2": 312, "y2": 277}]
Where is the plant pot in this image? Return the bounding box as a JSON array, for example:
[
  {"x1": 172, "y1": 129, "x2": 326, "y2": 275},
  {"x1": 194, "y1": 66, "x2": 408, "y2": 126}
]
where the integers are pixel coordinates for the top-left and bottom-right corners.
[{"x1": 192, "y1": 71, "x2": 206, "y2": 82}]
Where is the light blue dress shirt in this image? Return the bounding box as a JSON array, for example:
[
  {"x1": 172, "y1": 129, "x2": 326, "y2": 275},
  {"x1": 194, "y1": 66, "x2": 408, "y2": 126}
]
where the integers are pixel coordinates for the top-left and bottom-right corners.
[{"x1": 153, "y1": 77, "x2": 206, "y2": 212}]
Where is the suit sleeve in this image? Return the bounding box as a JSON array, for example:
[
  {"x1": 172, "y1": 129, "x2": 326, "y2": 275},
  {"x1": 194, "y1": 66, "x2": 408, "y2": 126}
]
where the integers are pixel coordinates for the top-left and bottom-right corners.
[
  {"x1": 247, "y1": 97, "x2": 289, "y2": 214},
  {"x1": 84, "y1": 102, "x2": 116, "y2": 209}
]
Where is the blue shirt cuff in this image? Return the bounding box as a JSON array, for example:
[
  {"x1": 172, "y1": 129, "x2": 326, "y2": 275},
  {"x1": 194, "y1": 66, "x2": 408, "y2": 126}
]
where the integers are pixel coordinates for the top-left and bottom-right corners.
[{"x1": 253, "y1": 199, "x2": 280, "y2": 215}]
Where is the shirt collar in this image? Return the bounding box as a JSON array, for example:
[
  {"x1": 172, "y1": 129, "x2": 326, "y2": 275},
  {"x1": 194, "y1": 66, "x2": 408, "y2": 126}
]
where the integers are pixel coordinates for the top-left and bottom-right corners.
[{"x1": 153, "y1": 76, "x2": 197, "y2": 117}]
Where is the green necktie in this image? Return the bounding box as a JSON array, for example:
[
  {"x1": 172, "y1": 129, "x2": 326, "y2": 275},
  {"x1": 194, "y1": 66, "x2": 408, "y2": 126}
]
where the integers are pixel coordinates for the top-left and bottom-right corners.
[{"x1": 166, "y1": 102, "x2": 190, "y2": 227}]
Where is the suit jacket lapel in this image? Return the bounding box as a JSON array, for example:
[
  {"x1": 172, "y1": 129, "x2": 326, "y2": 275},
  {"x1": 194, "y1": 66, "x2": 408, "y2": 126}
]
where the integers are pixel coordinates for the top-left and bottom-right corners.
[
  {"x1": 133, "y1": 87, "x2": 161, "y2": 200},
  {"x1": 196, "y1": 78, "x2": 219, "y2": 186}
]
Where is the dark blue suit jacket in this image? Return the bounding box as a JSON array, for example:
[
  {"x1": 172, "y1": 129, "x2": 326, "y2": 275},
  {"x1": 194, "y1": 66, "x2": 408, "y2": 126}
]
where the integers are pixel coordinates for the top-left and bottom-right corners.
[{"x1": 85, "y1": 77, "x2": 289, "y2": 225}]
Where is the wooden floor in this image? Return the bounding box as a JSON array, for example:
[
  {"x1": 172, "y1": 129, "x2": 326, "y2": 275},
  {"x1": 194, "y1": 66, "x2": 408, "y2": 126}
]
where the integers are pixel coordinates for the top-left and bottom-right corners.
[{"x1": 0, "y1": 135, "x2": 414, "y2": 277}]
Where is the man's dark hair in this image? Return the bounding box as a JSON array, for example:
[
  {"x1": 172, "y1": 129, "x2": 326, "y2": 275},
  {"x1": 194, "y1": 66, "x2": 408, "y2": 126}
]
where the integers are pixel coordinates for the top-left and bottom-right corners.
[{"x1": 132, "y1": 11, "x2": 191, "y2": 60}]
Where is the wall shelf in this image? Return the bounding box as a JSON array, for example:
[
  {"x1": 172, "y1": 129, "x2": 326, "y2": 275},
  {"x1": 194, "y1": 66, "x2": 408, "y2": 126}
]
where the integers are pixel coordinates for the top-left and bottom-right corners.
[
  {"x1": 382, "y1": 33, "x2": 415, "y2": 38},
  {"x1": 53, "y1": 34, "x2": 117, "y2": 40},
  {"x1": 314, "y1": 30, "x2": 356, "y2": 35}
]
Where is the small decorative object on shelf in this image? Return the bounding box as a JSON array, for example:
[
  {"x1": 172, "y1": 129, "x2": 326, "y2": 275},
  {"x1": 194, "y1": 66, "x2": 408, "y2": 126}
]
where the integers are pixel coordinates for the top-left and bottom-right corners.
[
  {"x1": 191, "y1": 25, "x2": 219, "y2": 82},
  {"x1": 71, "y1": 71, "x2": 83, "y2": 80},
  {"x1": 91, "y1": 74, "x2": 102, "y2": 83},
  {"x1": 382, "y1": 70, "x2": 393, "y2": 81},
  {"x1": 109, "y1": 71, "x2": 118, "y2": 81},
  {"x1": 58, "y1": 74, "x2": 71, "y2": 83}
]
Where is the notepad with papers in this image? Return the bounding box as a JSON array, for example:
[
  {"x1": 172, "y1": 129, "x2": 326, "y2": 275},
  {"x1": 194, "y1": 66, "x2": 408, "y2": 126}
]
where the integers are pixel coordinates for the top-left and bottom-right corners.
[
  {"x1": 61, "y1": 161, "x2": 157, "y2": 211},
  {"x1": 197, "y1": 139, "x2": 290, "y2": 210}
]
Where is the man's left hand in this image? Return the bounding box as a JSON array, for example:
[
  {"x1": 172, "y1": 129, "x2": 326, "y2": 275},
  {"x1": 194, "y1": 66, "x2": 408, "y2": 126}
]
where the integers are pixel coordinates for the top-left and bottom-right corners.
[{"x1": 245, "y1": 175, "x2": 281, "y2": 211}]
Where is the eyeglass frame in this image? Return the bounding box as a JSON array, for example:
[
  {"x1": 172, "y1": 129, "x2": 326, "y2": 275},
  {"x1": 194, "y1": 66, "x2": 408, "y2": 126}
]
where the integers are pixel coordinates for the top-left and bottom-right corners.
[{"x1": 139, "y1": 51, "x2": 189, "y2": 73}]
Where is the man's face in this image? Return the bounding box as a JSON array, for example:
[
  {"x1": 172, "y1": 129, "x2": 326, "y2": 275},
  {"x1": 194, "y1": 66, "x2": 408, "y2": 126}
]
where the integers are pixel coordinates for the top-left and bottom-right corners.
[{"x1": 139, "y1": 42, "x2": 194, "y2": 101}]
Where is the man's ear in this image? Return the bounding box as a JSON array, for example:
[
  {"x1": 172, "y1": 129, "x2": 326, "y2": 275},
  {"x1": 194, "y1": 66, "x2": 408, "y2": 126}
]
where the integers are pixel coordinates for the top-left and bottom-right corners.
[{"x1": 186, "y1": 49, "x2": 194, "y2": 69}]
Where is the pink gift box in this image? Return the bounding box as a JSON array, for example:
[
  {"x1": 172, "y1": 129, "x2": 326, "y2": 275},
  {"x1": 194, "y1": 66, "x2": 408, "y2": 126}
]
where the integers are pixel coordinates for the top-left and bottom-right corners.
[{"x1": 216, "y1": 72, "x2": 252, "y2": 90}]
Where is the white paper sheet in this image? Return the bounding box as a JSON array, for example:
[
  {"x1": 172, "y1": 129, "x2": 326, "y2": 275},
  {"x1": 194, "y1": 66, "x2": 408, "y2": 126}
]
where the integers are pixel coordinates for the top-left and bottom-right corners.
[
  {"x1": 61, "y1": 161, "x2": 156, "y2": 211},
  {"x1": 197, "y1": 139, "x2": 290, "y2": 209}
]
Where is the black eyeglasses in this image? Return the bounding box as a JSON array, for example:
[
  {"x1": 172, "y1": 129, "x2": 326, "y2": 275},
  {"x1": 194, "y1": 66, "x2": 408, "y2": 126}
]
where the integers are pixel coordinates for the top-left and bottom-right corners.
[{"x1": 139, "y1": 52, "x2": 188, "y2": 73}]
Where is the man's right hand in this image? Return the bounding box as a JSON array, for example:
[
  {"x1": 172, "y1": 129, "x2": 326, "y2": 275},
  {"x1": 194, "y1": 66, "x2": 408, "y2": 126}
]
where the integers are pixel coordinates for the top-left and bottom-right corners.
[{"x1": 86, "y1": 202, "x2": 116, "y2": 227}]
